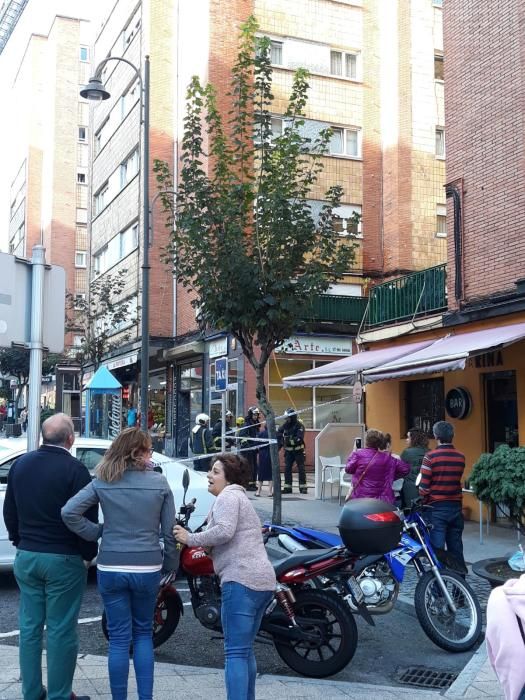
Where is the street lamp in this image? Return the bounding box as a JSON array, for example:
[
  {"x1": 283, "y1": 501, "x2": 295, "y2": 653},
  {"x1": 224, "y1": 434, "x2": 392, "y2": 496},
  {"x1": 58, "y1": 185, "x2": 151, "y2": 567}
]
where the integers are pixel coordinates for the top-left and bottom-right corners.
[{"x1": 81, "y1": 55, "x2": 151, "y2": 432}]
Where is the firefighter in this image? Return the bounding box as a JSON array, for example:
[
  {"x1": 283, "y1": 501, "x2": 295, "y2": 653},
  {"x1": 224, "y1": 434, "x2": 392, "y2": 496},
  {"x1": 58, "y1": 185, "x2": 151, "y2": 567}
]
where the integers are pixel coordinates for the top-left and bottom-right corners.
[
  {"x1": 212, "y1": 410, "x2": 234, "y2": 451},
  {"x1": 242, "y1": 406, "x2": 260, "y2": 491},
  {"x1": 277, "y1": 408, "x2": 307, "y2": 494},
  {"x1": 189, "y1": 413, "x2": 215, "y2": 471}
]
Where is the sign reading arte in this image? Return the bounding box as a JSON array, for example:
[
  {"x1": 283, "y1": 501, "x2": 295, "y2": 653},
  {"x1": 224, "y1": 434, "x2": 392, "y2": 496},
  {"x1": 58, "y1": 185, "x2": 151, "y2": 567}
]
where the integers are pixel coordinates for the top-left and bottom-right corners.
[{"x1": 277, "y1": 335, "x2": 353, "y2": 356}]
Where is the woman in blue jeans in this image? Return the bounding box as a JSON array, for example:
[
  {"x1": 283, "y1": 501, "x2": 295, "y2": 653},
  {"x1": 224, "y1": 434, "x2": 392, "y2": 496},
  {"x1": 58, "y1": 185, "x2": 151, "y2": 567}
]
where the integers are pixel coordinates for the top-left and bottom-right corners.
[
  {"x1": 174, "y1": 453, "x2": 276, "y2": 700},
  {"x1": 62, "y1": 428, "x2": 178, "y2": 700}
]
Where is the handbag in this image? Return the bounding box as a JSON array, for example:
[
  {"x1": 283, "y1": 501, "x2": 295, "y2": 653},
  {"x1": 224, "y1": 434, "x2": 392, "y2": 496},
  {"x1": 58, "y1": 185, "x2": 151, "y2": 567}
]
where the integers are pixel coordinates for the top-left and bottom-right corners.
[{"x1": 345, "y1": 451, "x2": 378, "y2": 502}]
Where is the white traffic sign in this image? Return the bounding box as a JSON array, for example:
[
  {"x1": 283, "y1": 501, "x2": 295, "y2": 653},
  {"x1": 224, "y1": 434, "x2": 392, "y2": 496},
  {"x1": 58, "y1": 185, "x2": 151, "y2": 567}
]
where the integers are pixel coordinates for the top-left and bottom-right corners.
[{"x1": 0, "y1": 252, "x2": 65, "y2": 352}]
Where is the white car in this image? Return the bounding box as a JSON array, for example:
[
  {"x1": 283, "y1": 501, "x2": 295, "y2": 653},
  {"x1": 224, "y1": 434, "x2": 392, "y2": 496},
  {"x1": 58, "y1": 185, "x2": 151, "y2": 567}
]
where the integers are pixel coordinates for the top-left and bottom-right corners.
[{"x1": 0, "y1": 436, "x2": 214, "y2": 571}]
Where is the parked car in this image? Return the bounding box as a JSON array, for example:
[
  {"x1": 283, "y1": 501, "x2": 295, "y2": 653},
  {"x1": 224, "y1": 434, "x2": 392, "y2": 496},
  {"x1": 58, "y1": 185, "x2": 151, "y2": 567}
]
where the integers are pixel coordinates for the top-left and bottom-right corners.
[{"x1": 0, "y1": 436, "x2": 214, "y2": 571}]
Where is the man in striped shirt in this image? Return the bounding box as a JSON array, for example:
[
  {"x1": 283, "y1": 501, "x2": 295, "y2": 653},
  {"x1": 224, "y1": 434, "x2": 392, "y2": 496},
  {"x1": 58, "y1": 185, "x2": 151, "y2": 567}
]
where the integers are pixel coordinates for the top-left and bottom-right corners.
[{"x1": 419, "y1": 421, "x2": 466, "y2": 568}]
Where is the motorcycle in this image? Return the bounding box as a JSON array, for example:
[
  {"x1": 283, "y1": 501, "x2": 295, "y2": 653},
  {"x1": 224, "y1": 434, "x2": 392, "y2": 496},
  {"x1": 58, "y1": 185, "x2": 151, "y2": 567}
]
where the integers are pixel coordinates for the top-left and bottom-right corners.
[
  {"x1": 102, "y1": 469, "x2": 361, "y2": 678},
  {"x1": 263, "y1": 500, "x2": 482, "y2": 653}
]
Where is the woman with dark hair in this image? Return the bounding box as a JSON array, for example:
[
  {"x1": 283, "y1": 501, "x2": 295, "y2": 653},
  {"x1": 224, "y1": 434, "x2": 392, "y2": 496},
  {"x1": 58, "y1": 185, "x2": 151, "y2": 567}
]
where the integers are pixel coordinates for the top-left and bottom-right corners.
[
  {"x1": 61, "y1": 428, "x2": 178, "y2": 700},
  {"x1": 400, "y1": 428, "x2": 430, "y2": 508},
  {"x1": 345, "y1": 429, "x2": 410, "y2": 504},
  {"x1": 173, "y1": 453, "x2": 276, "y2": 700}
]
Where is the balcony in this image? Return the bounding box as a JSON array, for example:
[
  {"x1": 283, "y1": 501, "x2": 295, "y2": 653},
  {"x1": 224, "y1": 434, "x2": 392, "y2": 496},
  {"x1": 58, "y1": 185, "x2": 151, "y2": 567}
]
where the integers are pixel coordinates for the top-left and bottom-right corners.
[
  {"x1": 303, "y1": 294, "x2": 368, "y2": 325},
  {"x1": 364, "y1": 264, "x2": 447, "y2": 329}
]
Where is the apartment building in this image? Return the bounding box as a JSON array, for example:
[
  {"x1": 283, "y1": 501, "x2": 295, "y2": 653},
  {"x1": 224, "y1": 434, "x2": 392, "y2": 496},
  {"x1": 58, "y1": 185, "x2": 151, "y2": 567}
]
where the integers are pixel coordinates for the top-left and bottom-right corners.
[
  {"x1": 4, "y1": 12, "x2": 93, "y2": 423},
  {"x1": 87, "y1": 0, "x2": 446, "y2": 457}
]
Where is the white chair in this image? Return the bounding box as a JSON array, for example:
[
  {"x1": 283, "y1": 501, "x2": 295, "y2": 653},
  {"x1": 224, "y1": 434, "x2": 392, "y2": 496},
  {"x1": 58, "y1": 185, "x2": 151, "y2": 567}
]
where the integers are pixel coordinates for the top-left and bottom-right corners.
[
  {"x1": 339, "y1": 469, "x2": 352, "y2": 505},
  {"x1": 320, "y1": 456, "x2": 343, "y2": 501}
]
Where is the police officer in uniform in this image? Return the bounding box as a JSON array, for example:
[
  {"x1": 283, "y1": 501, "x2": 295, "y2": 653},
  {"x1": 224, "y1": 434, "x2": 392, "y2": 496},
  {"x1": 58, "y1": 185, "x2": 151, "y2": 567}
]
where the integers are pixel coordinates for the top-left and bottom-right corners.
[
  {"x1": 189, "y1": 413, "x2": 215, "y2": 471},
  {"x1": 278, "y1": 408, "x2": 307, "y2": 494}
]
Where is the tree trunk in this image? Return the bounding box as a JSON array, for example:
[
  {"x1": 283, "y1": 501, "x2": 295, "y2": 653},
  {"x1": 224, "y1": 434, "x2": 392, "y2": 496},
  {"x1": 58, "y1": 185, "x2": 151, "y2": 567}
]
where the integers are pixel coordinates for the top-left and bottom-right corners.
[{"x1": 254, "y1": 363, "x2": 282, "y2": 524}]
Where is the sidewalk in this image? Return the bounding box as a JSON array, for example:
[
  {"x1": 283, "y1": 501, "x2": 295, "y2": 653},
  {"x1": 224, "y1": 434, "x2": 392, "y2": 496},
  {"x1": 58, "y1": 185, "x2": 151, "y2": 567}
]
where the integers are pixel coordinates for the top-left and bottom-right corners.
[{"x1": 0, "y1": 643, "x2": 446, "y2": 699}]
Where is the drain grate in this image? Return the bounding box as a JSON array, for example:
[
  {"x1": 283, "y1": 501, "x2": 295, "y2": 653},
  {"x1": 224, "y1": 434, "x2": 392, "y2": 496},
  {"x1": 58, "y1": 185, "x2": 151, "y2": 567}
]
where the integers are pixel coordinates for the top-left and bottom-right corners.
[{"x1": 396, "y1": 666, "x2": 458, "y2": 690}]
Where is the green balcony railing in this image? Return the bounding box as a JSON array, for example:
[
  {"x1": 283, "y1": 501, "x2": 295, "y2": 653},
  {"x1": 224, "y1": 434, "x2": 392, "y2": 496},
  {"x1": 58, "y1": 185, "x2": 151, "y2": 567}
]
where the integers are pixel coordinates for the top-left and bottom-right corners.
[
  {"x1": 365, "y1": 264, "x2": 447, "y2": 329},
  {"x1": 304, "y1": 294, "x2": 368, "y2": 324}
]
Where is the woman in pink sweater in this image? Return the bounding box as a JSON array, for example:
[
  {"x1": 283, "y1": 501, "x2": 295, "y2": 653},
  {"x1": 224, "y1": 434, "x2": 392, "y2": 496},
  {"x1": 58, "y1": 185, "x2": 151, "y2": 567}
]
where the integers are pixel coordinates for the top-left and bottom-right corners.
[{"x1": 173, "y1": 453, "x2": 276, "y2": 700}]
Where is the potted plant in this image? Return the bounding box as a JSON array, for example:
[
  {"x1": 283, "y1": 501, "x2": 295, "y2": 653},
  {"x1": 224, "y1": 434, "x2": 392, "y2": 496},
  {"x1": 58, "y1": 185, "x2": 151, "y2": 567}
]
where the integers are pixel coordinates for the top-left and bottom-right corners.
[{"x1": 469, "y1": 445, "x2": 525, "y2": 587}]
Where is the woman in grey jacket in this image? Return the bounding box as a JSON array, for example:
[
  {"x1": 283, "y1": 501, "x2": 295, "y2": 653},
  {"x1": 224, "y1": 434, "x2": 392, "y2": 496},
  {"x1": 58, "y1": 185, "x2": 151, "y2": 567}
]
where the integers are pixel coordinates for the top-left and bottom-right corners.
[{"x1": 61, "y1": 428, "x2": 177, "y2": 700}]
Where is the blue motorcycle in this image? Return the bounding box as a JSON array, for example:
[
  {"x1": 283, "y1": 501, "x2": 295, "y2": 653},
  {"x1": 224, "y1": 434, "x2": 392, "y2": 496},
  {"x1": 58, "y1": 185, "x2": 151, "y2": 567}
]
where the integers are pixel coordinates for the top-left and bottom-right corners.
[{"x1": 264, "y1": 504, "x2": 482, "y2": 653}]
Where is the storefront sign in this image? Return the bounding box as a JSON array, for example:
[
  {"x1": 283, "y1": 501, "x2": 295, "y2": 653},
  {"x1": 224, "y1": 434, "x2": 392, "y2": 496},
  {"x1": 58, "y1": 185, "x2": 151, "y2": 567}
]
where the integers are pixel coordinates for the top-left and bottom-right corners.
[
  {"x1": 106, "y1": 353, "x2": 138, "y2": 371},
  {"x1": 208, "y1": 337, "x2": 228, "y2": 359},
  {"x1": 277, "y1": 335, "x2": 353, "y2": 356},
  {"x1": 108, "y1": 393, "x2": 122, "y2": 438},
  {"x1": 215, "y1": 357, "x2": 227, "y2": 392},
  {"x1": 471, "y1": 351, "x2": 503, "y2": 369},
  {"x1": 445, "y1": 387, "x2": 472, "y2": 420}
]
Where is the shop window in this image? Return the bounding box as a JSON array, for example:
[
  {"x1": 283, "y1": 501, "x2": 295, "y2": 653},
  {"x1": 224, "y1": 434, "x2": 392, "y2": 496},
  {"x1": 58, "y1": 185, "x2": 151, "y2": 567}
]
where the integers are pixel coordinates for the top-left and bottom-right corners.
[
  {"x1": 269, "y1": 357, "x2": 357, "y2": 430},
  {"x1": 405, "y1": 378, "x2": 444, "y2": 437}
]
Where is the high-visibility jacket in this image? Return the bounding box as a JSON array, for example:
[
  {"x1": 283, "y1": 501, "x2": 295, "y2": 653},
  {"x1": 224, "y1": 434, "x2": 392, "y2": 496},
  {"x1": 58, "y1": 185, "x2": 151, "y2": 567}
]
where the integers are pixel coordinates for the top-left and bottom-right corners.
[
  {"x1": 277, "y1": 418, "x2": 305, "y2": 453},
  {"x1": 189, "y1": 425, "x2": 214, "y2": 455}
]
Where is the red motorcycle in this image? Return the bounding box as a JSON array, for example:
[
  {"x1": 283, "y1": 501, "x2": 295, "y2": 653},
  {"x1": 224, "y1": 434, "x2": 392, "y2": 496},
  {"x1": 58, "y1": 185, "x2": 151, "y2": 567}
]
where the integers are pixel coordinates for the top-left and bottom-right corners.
[{"x1": 102, "y1": 470, "x2": 360, "y2": 678}]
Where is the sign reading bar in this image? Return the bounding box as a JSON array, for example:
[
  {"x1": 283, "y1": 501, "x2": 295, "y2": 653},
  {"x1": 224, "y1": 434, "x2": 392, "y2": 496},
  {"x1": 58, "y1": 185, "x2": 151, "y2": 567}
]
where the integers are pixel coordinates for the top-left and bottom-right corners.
[
  {"x1": 276, "y1": 335, "x2": 353, "y2": 356},
  {"x1": 445, "y1": 387, "x2": 472, "y2": 420},
  {"x1": 209, "y1": 337, "x2": 228, "y2": 359}
]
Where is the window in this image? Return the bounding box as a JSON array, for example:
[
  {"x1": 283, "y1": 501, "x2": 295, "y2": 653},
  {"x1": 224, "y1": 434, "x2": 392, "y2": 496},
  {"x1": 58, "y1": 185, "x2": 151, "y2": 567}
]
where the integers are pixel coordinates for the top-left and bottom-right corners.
[
  {"x1": 73, "y1": 335, "x2": 84, "y2": 347},
  {"x1": 78, "y1": 127, "x2": 86, "y2": 141},
  {"x1": 123, "y1": 7, "x2": 141, "y2": 50},
  {"x1": 76, "y1": 184, "x2": 87, "y2": 209},
  {"x1": 432, "y1": 0, "x2": 443, "y2": 7},
  {"x1": 329, "y1": 127, "x2": 361, "y2": 157},
  {"x1": 120, "y1": 80, "x2": 140, "y2": 119},
  {"x1": 435, "y1": 127, "x2": 445, "y2": 157},
  {"x1": 94, "y1": 182, "x2": 109, "y2": 215},
  {"x1": 77, "y1": 172, "x2": 86, "y2": 184},
  {"x1": 77, "y1": 143, "x2": 88, "y2": 167},
  {"x1": 332, "y1": 204, "x2": 362, "y2": 237},
  {"x1": 434, "y1": 54, "x2": 444, "y2": 81},
  {"x1": 330, "y1": 50, "x2": 359, "y2": 80},
  {"x1": 74, "y1": 293, "x2": 86, "y2": 309},
  {"x1": 120, "y1": 149, "x2": 139, "y2": 187},
  {"x1": 268, "y1": 358, "x2": 358, "y2": 430},
  {"x1": 94, "y1": 118, "x2": 110, "y2": 156},
  {"x1": 80, "y1": 46, "x2": 89, "y2": 62},
  {"x1": 93, "y1": 221, "x2": 138, "y2": 275},
  {"x1": 436, "y1": 204, "x2": 447, "y2": 237},
  {"x1": 120, "y1": 222, "x2": 138, "y2": 257},
  {"x1": 270, "y1": 40, "x2": 283, "y2": 65},
  {"x1": 405, "y1": 378, "x2": 444, "y2": 437},
  {"x1": 75, "y1": 251, "x2": 87, "y2": 268}
]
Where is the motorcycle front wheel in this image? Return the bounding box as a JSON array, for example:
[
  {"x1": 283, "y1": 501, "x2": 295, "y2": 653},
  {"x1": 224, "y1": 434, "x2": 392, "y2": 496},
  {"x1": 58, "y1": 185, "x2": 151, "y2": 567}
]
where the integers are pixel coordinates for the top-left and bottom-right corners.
[
  {"x1": 414, "y1": 569, "x2": 482, "y2": 652},
  {"x1": 272, "y1": 589, "x2": 358, "y2": 678},
  {"x1": 101, "y1": 594, "x2": 181, "y2": 649}
]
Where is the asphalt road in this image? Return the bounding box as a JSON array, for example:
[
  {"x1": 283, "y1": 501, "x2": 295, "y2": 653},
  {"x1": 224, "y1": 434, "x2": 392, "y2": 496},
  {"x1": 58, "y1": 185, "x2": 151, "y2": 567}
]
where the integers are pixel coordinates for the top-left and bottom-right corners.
[{"x1": 0, "y1": 567, "x2": 478, "y2": 690}]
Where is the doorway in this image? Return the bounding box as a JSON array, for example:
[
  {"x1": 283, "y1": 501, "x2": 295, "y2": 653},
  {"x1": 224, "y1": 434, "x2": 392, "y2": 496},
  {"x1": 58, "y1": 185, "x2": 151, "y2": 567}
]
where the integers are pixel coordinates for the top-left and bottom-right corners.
[{"x1": 484, "y1": 370, "x2": 519, "y2": 452}]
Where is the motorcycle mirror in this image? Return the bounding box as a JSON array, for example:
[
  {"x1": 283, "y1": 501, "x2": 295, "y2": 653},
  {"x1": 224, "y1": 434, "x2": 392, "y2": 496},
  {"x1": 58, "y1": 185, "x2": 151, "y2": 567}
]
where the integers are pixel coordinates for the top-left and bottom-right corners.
[
  {"x1": 182, "y1": 469, "x2": 190, "y2": 500},
  {"x1": 415, "y1": 472, "x2": 422, "y2": 487}
]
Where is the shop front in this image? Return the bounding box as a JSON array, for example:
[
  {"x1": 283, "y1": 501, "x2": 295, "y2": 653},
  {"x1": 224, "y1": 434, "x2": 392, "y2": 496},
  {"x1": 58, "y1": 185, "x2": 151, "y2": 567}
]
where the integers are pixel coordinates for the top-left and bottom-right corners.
[
  {"x1": 271, "y1": 334, "x2": 359, "y2": 467},
  {"x1": 362, "y1": 318, "x2": 525, "y2": 520}
]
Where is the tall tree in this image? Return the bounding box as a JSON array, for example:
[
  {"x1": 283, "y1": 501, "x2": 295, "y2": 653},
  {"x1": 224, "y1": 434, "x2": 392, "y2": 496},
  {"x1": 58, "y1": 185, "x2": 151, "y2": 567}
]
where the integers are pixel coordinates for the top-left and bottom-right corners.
[
  {"x1": 66, "y1": 269, "x2": 137, "y2": 374},
  {"x1": 155, "y1": 18, "x2": 358, "y2": 523}
]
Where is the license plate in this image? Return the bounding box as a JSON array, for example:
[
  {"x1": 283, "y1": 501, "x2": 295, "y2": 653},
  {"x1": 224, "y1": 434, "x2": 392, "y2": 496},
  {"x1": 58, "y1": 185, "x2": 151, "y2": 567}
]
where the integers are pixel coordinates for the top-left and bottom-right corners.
[{"x1": 347, "y1": 576, "x2": 364, "y2": 603}]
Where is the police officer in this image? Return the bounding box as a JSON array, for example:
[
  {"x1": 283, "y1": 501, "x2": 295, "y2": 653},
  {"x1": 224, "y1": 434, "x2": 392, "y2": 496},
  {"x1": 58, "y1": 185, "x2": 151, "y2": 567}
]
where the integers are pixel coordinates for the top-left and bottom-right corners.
[
  {"x1": 189, "y1": 413, "x2": 215, "y2": 471},
  {"x1": 212, "y1": 410, "x2": 234, "y2": 451},
  {"x1": 278, "y1": 408, "x2": 307, "y2": 494},
  {"x1": 242, "y1": 406, "x2": 260, "y2": 491}
]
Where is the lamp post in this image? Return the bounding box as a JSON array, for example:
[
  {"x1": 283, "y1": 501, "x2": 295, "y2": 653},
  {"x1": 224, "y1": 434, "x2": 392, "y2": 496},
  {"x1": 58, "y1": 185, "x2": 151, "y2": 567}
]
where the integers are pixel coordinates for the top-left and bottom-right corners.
[{"x1": 81, "y1": 55, "x2": 151, "y2": 431}]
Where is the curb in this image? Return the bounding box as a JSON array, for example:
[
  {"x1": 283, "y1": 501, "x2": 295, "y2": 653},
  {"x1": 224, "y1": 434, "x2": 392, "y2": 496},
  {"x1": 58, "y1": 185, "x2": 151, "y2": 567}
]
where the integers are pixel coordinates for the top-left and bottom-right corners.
[{"x1": 444, "y1": 643, "x2": 488, "y2": 698}]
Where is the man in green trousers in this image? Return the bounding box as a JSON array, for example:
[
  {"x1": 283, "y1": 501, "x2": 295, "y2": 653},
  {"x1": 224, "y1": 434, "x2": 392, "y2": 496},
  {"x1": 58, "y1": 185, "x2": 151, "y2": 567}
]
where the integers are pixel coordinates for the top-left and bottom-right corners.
[{"x1": 3, "y1": 413, "x2": 98, "y2": 700}]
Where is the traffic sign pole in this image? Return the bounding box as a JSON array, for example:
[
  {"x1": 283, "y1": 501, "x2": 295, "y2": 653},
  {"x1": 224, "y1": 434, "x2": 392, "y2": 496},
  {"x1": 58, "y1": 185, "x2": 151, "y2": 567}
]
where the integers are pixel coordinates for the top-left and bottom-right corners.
[
  {"x1": 215, "y1": 357, "x2": 228, "y2": 452},
  {"x1": 27, "y1": 246, "x2": 45, "y2": 452}
]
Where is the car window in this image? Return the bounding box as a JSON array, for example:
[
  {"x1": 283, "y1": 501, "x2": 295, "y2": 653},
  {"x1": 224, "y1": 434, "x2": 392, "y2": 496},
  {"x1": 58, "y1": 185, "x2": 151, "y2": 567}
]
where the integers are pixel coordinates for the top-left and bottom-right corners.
[
  {"x1": 0, "y1": 457, "x2": 22, "y2": 484},
  {"x1": 75, "y1": 447, "x2": 107, "y2": 473}
]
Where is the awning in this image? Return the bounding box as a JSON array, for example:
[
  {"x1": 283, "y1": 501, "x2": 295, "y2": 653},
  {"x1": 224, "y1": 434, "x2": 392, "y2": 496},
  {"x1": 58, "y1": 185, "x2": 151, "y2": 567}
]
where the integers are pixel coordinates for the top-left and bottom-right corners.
[
  {"x1": 363, "y1": 321, "x2": 525, "y2": 382},
  {"x1": 282, "y1": 339, "x2": 436, "y2": 387}
]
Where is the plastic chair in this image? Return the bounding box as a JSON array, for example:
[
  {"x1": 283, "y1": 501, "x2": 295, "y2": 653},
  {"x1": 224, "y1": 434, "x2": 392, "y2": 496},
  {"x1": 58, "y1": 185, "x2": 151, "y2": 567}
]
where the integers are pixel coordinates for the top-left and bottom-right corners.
[
  {"x1": 320, "y1": 456, "x2": 343, "y2": 501},
  {"x1": 339, "y1": 469, "x2": 352, "y2": 505}
]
